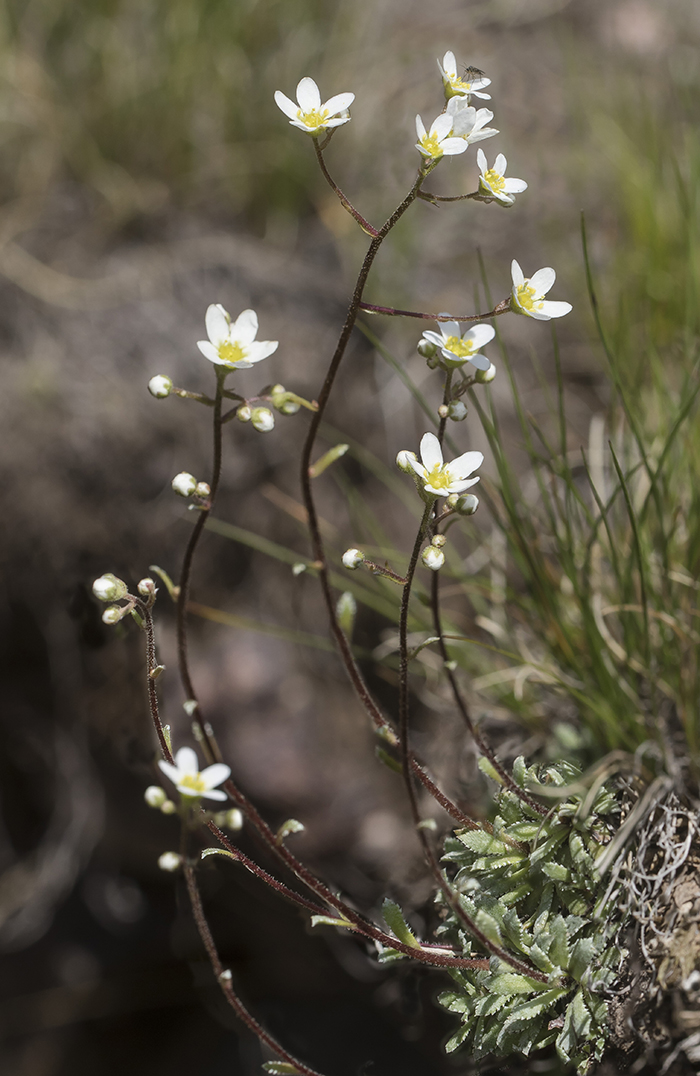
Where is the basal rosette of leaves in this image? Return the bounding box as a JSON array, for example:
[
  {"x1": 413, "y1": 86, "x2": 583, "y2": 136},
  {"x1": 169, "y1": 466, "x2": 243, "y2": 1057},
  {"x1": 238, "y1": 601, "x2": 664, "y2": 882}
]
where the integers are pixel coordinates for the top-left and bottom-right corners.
[{"x1": 437, "y1": 758, "x2": 626, "y2": 1074}]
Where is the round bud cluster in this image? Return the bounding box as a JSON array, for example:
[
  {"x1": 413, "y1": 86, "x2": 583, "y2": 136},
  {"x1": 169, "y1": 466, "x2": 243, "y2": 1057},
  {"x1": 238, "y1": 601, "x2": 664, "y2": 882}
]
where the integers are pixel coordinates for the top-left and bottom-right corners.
[
  {"x1": 446, "y1": 493, "x2": 480, "y2": 516},
  {"x1": 342, "y1": 548, "x2": 365, "y2": 570},
  {"x1": 148, "y1": 375, "x2": 173, "y2": 398},
  {"x1": 251, "y1": 407, "x2": 275, "y2": 433},
  {"x1": 172, "y1": 472, "x2": 197, "y2": 497}
]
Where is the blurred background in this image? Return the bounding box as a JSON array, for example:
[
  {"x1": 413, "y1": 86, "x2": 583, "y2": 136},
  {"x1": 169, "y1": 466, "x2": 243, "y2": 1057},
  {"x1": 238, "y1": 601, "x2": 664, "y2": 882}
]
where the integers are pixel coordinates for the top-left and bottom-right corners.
[{"x1": 0, "y1": 0, "x2": 698, "y2": 1073}]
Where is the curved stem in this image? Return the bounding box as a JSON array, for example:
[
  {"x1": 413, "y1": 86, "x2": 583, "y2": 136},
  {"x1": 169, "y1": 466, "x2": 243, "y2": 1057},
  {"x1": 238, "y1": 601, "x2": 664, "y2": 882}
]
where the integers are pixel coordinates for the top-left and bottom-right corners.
[
  {"x1": 183, "y1": 864, "x2": 330, "y2": 1076},
  {"x1": 418, "y1": 190, "x2": 482, "y2": 204},
  {"x1": 358, "y1": 298, "x2": 511, "y2": 321},
  {"x1": 313, "y1": 140, "x2": 379, "y2": 237}
]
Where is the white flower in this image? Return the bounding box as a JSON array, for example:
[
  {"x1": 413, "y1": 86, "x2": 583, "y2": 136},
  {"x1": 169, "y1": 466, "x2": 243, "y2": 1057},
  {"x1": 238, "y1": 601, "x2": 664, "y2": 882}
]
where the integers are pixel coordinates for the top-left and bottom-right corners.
[
  {"x1": 274, "y1": 77, "x2": 354, "y2": 136},
  {"x1": 158, "y1": 852, "x2": 182, "y2": 872},
  {"x1": 148, "y1": 375, "x2": 173, "y2": 398},
  {"x1": 415, "y1": 113, "x2": 468, "y2": 160},
  {"x1": 510, "y1": 260, "x2": 572, "y2": 320},
  {"x1": 446, "y1": 98, "x2": 498, "y2": 145},
  {"x1": 158, "y1": 746, "x2": 231, "y2": 802},
  {"x1": 409, "y1": 433, "x2": 483, "y2": 498},
  {"x1": 421, "y1": 319, "x2": 495, "y2": 371},
  {"x1": 438, "y1": 52, "x2": 491, "y2": 101},
  {"x1": 172, "y1": 472, "x2": 197, "y2": 497},
  {"x1": 422, "y1": 546, "x2": 445, "y2": 571},
  {"x1": 197, "y1": 305, "x2": 278, "y2": 371},
  {"x1": 477, "y1": 149, "x2": 527, "y2": 206}
]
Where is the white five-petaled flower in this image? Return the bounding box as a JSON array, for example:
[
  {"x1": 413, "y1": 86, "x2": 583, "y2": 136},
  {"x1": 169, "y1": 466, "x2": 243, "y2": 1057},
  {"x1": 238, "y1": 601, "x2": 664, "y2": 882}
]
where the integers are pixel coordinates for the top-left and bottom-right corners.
[
  {"x1": 197, "y1": 305, "x2": 278, "y2": 370},
  {"x1": 446, "y1": 98, "x2": 499, "y2": 145},
  {"x1": 421, "y1": 319, "x2": 495, "y2": 371},
  {"x1": 415, "y1": 112, "x2": 469, "y2": 160},
  {"x1": 438, "y1": 51, "x2": 491, "y2": 101},
  {"x1": 510, "y1": 260, "x2": 572, "y2": 320},
  {"x1": 158, "y1": 747, "x2": 231, "y2": 802},
  {"x1": 274, "y1": 77, "x2": 354, "y2": 136},
  {"x1": 409, "y1": 433, "x2": 483, "y2": 497},
  {"x1": 477, "y1": 149, "x2": 527, "y2": 206}
]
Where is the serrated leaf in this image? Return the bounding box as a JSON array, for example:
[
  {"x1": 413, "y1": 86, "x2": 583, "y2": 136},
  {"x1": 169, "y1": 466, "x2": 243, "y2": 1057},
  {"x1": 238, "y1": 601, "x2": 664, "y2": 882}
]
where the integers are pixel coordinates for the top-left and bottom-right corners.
[
  {"x1": 569, "y1": 936, "x2": 597, "y2": 981},
  {"x1": 549, "y1": 915, "x2": 571, "y2": 969},
  {"x1": 458, "y1": 830, "x2": 510, "y2": 855},
  {"x1": 444, "y1": 1023, "x2": 473, "y2": 1053},
  {"x1": 541, "y1": 861, "x2": 570, "y2": 882},
  {"x1": 507, "y1": 822, "x2": 541, "y2": 842},
  {"x1": 501, "y1": 988, "x2": 568, "y2": 1030},
  {"x1": 475, "y1": 908, "x2": 503, "y2": 946},
  {"x1": 438, "y1": 991, "x2": 471, "y2": 1014},
  {"x1": 530, "y1": 829, "x2": 568, "y2": 865},
  {"x1": 478, "y1": 756, "x2": 504, "y2": 784},
  {"x1": 512, "y1": 756, "x2": 528, "y2": 787},
  {"x1": 486, "y1": 972, "x2": 546, "y2": 995},
  {"x1": 528, "y1": 942, "x2": 555, "y2": 973},
  {"x1": 382, "y1": 898, "x2": 421, "y2": 949}
]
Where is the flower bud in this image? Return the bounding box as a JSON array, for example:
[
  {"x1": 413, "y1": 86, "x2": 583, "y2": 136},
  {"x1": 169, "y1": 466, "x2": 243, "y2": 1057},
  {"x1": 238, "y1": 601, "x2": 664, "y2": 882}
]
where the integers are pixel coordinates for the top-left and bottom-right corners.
[
  {"x1": 421, "y1": 546, "x2": 445, "y2": 571},
  {"x1": 396, "y1": 450, "x2": 418, "y2": 474},
  {"x1": 342, "y1": 548, "x2": 365, "y2": 570},
  {"x1": 138, "y1": 577, "x2": 157, "y2": 597},
  {"x1": 195, "y1": 482, "x2": 211, "y2": 498},
  {"x1": 102, "y1": 605, "x2": 125, "y2": 624},
  {"x1": 475, "y1": 362, "x2": 497, "y2": 384},
  {"x1": 278, "y1": 398, "x2": 301, "y2": 415},
  {"x1": 431, "y1": 534, "x2": 447, "y2": 548},
  {"x1": 148, "y1": 375, "x2": 173, "y2": 398},
  {"x1": 144, "y1": 785, "x2": 167, "y2": 808},
  {"x1": 237, "y1": 405, "x2": 252, "y2": 423},
  {"x1": 160, "y1": 799, "x2": 177, "y2": 815},
  {"x1": 172, "y1": 472, "x2": 197, "y2": 497},
  {"x1": 92, "y1": 573, "x2": 128, "y2": 602},
  {"x1": 157, "y1": 851, "x2": 182, "y2": 872},
  {"x1": 271, "y1": 385, "x2": 300, "y2": 415},
  {"x1": 224, "y1": 809, "x2": 243, "y2": 830},
  {"x1": 453, "y1": 493, "x2": 479, "y2": 516},
  {"x1": 251, "y1": 407, "x2": 275, "y2": 433},
  {"x1": 417, "y1": 339, "x2": 437, "y2": 359},
  {"x1": 447, "y1": 400, "x2": 468, "y2": 421},
  {"x1": 336, "y1": 590, "x2": 357, "y2": 636},
  {"x1": 438, "y1": 404, "x2": 449, "y2": 419}
]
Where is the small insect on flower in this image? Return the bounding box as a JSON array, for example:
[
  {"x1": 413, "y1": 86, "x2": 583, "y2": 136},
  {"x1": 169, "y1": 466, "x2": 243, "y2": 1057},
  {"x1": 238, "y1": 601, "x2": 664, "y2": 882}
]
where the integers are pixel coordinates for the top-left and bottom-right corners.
[
  {"x1": 438, "y1": 51, "x2": 492, "y2": 101},
  {"x1": 274, "y1": 77, "x2": 355, "y2": 136},
  {"x1": 158, "y1": 746, "x2": 231, "y2": 802},
  {"x1": 409, "y1": 433, "x2": 483, "y2": 498},
  {"x1": 510, "y1": 260, "x2": 572, "y2": 320},
  {"x1": 197, "y1": 305, "x2": 278, "y2": 371}
]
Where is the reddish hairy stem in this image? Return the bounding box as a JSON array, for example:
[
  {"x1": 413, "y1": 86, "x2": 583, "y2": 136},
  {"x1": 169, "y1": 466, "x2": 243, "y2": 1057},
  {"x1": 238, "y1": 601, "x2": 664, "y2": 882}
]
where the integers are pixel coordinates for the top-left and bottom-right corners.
[
  {"x1": 358, "y1": 298, "x2": 511, "y2": 321},
  {"x1": 313, "y1": 140, "x2": 379, "y2": 237}
]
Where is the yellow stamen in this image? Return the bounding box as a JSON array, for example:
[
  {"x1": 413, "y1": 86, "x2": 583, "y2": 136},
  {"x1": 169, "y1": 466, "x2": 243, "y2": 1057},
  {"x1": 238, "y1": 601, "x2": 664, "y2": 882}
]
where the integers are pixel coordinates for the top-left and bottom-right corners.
[
  {"x1": 516, "y1": 283, "x2": 542, "y2": 313},
  {"x1": 420, "y1": 133, "x2": 443, "y2": 159},
  {"x1": 179, "y1": 773, "x2": 207, "y2": 794},
  {"x1": 217, "y1": 340, "x2": 246, "y2": 366},
  {"x1": 298, "y1": 107, "x2": 329, "y2": 130},
  {"x1": 483, "y1": 168, "x2": 505, "y2": 193},
  {"x1": 444, "y1": 335, "x2": 475, "y2": 358},
  {"x1": 425, "y1": 464, "x2": 453, "y2": 491}
]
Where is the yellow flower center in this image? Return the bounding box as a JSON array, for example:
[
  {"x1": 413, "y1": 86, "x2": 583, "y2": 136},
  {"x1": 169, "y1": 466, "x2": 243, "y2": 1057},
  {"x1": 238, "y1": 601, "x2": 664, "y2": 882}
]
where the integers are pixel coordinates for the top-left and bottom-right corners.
[
  {"x1": 217, "y1": 340, "x2": 246, "y2": 366},
  {"x1": 444, "y1": 335, "x2": 475, "y2": 358},
  {"x1": 179, "y1": 773, "x2": 207, "y2": 794},
  {"x1": 451, "y1": 75, "x2": 472, "y2": 92},
  {"x1": 483, "y1": 168, "x2": 505, "y2": 192},
  {"x1": 515, "y1": 283, "x2": 542, "y2": 313},
  {"x1": 420, "y1": 133, "x2": 443, "y2": 158},
  {"x1": 425, "y1": 464, "x2": 452, "y2": 491},
  {"x1": 299, "y1": 107, "x2": 329, "y2": 130}
]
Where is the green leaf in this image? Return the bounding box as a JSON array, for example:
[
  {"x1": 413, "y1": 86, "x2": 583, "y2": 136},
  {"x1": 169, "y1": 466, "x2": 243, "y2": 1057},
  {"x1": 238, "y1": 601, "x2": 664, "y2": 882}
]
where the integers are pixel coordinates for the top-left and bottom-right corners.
[
  {"x1": 478, "y1": 757, "x2": 505, "y2": 785},
  {"x1": 375, "y1": 746, "x2": 402, "y2": 774},
  {"x1": 549, "y1": 915, "x2": 571, "y2": 969},
  {"x1": 570, "y1": 937, "x2": 597, "y2": 981},
  {"x1": 458, "y1": 830, "x2": 510, "y2": 855},
  {"x1": 309, "y1": 915, "x2": 354, "y2": 930},
  {"x1": 382, "y1": 898, "x2": 421, "y2": 949},
  {"x1": 486, "y1": 972, "x2": 546, "y2": 995},
  {"x1": 276, "y1": 818, "x2": 305, "y2": 843},
  {"x1": 541, "y1": 861, "x2": 571, "y2": 882},
  {"x1": 475, "y1": 909, "x2": 503, "y2": 946}
]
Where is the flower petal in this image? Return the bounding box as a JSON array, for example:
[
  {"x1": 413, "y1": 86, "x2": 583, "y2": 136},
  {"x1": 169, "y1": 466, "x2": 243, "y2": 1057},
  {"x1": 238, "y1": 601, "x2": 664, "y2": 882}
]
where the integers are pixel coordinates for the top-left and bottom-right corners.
[
  {"x1": 448, "y1": 450, "x2": 483, "y2": 479},
  {"x1": 503, "y1": 178, "x2": 527, "y2": 193},
  {"x1": 200, "y1": 763, "x2": 231, "y2": 789},
  {"x1": 467, "y1": 127, "x2": 499, "y2": 143},
  {"x1": 465, "y1": 323, "x2": 495, "y2": 349},
  {"x1": 274, "y1": 91, "x2": 299, "y2": 120},
  {"x1": 442, "y1": 51, "x2": 457, "y2": 77},
  {"x1": 494, "y1": 153, "x2": 507, "y2": 175},
  {"x1": 530, "y1": 267, "x2": 556, "y2": 296},
  {"x1": 231, "y1": 308, "x2": 259, "y2": 344},
  {"x1": 421, "y1": 330, "x2": 445, "y2": 348},
  {"x1": 476, "y1": 148, "x2": 487, "y2": 173},
  {"x1": 467, "y1": 352, "x2": 491, "y2": 371},
  {"x1": 174, "y1": 746, "x2": 199, "y2": 775},
  {"x1": 441, "y1": 320, "x2": 461, "y2": 339},
  {"x1": 201, "y1": 788, "x2": 228, "y2": 801},
  {"x1": 197, "y1": 340, "x2": 220, "y2": 364},
  {"x1": 323, "y1": 92, "x2": 354, "y2": 116},
  {"x1": 158, "y1": 760, "x2": 180, "y2": 784},
  {"x1": 296, "y1": 77, "x2": 321, "y2": 112},
  {"x1": 244, "y1": 341, "x2": 278, "y2": 363},
  {"x1": 470, "y1": 89, "x2": 491, "y2": 100},
  {"x1": 205, "y1": 304, "x2": 230, "y2": 346},
  {"x1": 448, "y1": 476, "x2": 480, "y2": 493},
  {"x1": 440, "y1": 138, "x2": 469, "y2": 155},
  {"x1": 415, "y1": 114, "x2": 427, "y2": 140},
  {"x1": 511, "y1": 260, "x2": 524, "y2": 287},
  {"x1": 420, "y1": 432, "x2": 443, "y2": 471},
  {"x1": 408, "y1": 457, "x2": 427, "y2": 480},
  {"x1": 540, "y1": 300, "x2": 572, "y2": 318},
  {"x1": 431, "y1": 113, "x2": 454, "y2": 140}
]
